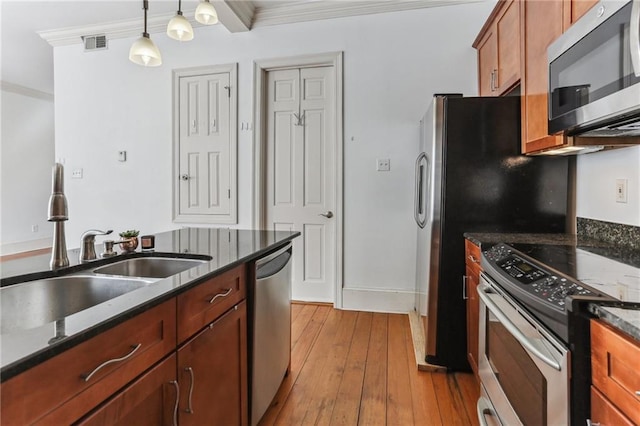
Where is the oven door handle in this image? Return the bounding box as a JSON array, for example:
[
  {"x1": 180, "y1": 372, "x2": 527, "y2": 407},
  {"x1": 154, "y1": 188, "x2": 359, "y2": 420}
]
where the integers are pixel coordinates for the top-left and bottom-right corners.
[
  {"x1": 478, "y1": 285, "x2": 562, "y2": 371},
  {"x1": 477, "y1": 396, "x2": 501, "y2": 426}
]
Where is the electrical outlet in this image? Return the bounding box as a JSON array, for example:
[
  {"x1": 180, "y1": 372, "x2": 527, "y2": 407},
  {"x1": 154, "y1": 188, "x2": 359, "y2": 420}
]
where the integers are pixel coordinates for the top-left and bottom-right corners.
[
  {"x1": 377, "y1": 158, "x2": 390, "y2": 171},
  {"x1": 616, "y1": 179, "x2": 628, "y2": 203},
  {"x1": 72, "y1": 169, "x2": 83, "y2": 179}
]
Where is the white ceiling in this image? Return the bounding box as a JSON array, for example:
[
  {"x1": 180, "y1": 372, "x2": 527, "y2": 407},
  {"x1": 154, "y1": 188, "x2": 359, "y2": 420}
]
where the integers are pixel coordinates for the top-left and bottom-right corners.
[{"x1": 1, "y1": 0, "x2": 485, "y2": 94}]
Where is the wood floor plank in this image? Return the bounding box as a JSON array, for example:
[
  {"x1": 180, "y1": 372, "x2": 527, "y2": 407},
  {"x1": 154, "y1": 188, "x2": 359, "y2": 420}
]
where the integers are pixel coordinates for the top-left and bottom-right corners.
[
  {"x1": 290, "y1": 304, "x2": 318, "y2": 349},
  {"x1": 357, "y1": 313, "x2": 388, "y2": 426},
  {"x1": 432, "y1": 371, "x2": 467, "y2": 425},
  {"x1": 291, "y1": 302, "x2": 304, "y2": 323},
  {"x1": 387, "y1": 314, "x2": 414, "y2": 426},
  {"x1": 446, "y1": 373, "x2": 473, "y2": 425},
  {"x1": 301, "y1": 310, "x2": 359, "y2": 425},
  {"x1": 402, "y1": 316, "x2": 443, "y2": 426},
  {"x1": 258, "y1": 305, "x2": 330, "y2": 426},
  {"x1": 273, "y1": 309, "x2": 345, "y2": 425},
  {"x1": 327, "y1": 312, "x2": 373, "y2": 426},
  {"x1": 454, "y1": 373, "x2": 480, "y2": 426}
]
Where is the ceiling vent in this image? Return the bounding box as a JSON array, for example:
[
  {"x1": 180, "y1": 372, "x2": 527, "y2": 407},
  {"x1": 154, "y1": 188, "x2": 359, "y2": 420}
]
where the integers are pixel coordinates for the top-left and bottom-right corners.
[{"x1": 82, "y1": 34, "x2": 107, "y2": 51}]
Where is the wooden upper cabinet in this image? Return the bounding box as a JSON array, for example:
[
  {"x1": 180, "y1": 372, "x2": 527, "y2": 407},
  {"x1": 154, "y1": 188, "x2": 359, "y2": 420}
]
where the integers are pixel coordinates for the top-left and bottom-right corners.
[
  {"x1": 520, "y1": 0, "x2": 566, "y2": 153},
  {"x1": 566, "y1": 0, "x2": 598, "y2": 28},
  {"x1": 474, "y1": 0, "x2": 521, "y2": 96}
]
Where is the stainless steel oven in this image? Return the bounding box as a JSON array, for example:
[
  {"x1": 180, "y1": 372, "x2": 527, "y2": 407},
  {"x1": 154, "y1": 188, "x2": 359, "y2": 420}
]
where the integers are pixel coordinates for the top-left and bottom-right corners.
[{"x1": 477, "y1": 273, "x2": 570, "y2": 426}]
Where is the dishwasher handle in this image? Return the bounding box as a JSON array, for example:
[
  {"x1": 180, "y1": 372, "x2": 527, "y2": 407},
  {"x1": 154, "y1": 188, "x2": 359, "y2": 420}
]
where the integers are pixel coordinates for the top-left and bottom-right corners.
[{"x1": 256, "y1": 243, "x2": 292, "y2": 280}]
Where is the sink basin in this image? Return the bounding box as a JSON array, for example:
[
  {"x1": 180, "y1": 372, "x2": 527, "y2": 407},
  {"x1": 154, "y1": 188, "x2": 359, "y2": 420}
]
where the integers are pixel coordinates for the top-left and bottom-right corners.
[
  {"x1": 0, "y1": 276, "x2": 151, "y2": 334},
  {"x1": 93, "y1": 257, "x2": 208, "y2": 279}
]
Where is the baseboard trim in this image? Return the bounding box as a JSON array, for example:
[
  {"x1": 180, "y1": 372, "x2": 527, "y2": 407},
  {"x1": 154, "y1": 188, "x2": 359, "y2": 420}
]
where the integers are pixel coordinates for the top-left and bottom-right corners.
[
  {"x1": 341, "y1": 287, "x2": 415, "y2": 314},
  {"x1": 408, "y1": 310, "x2": 446, "y2": 372}
]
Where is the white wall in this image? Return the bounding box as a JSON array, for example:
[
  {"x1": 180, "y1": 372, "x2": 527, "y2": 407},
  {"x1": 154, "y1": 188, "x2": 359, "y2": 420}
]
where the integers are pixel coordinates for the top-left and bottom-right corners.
[
  {"x1": 0, "y1": 85, "x2": 55, "y2": 254},
  {"x1": 576, "y1": 146, "x2": 640, "y2": 227},
  {"x1": 52, "y1": 4, "x2": 493, "y2": 310}
]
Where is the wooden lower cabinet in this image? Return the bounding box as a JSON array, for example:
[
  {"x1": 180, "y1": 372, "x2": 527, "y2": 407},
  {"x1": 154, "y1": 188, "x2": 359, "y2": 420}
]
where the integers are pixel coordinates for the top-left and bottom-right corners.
[
  {"x1": 465, "y1": 239, "x2": 482, "y2": 376},
  {"x1": 178, "y1": 301, "x2": 248, "y2": 426},
  {"x1": 78, "y1": 354, "x2": 178, "y2": 426},
  {"x1": 590, "y1": 319, "x2": 640, "y2": 425}
]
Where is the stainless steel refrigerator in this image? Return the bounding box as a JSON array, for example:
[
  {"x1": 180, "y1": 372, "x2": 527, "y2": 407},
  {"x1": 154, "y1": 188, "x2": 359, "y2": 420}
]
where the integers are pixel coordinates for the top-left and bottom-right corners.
[{"x1": 414, "y1": 94, "x2": 572, "y2": 370}]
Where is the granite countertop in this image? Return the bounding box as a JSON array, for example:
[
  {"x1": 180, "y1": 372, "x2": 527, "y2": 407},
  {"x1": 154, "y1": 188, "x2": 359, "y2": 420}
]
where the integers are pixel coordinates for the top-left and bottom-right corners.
[
  {"x1": 0, "y1": 227, "x2": 300, "y2": 381},
  {"x1": 464, "y1": 232, "x2": 640, "y2": 343},
  {"x1": 588, "y1": 304, "x2": 640, "y2": 342}
]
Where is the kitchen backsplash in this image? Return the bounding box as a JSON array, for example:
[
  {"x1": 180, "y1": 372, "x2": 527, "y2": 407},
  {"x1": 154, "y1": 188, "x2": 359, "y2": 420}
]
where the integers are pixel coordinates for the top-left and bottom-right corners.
[{"x1": 577, "y1": 217, "x2": 640, "y2": 251}]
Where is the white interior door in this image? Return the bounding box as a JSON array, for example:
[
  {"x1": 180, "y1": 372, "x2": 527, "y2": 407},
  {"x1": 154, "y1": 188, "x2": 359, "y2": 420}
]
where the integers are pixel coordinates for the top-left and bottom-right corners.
[
  {"x1": 178, "y1": 72, "x2": 231, "y2": 217},
  {"x1": 265, "y1": 66, "x2": 336, "y2": 302}
]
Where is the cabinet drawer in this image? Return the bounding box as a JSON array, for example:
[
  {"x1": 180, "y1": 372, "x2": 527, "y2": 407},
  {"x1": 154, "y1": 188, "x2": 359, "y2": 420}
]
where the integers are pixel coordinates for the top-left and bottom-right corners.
[
  {"x1": 465, "y1": 239, "x2": 482, "y2": 273},
  {"x1": 1, "y1": 299, "x2": 176, "y2": 425},
  {"x1": 177, "y1": 264, "x2": 246, "y2": 343},
  {"x1": 591, "y1": 319, "x2": 640, "y2": 425},
  {"x1": 591, "y1": 386, "x2": 634, "y2": 426}
]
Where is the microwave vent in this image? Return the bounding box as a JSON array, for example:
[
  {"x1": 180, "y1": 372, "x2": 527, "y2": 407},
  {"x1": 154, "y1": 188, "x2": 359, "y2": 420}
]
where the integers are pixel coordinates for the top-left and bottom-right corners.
[{"x1": 82, "y1": 34, "x2": 107, "y2": 51}]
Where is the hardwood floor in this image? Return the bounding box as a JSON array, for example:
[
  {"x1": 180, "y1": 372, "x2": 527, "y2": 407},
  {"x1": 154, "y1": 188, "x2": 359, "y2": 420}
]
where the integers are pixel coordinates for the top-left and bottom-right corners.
[{"x1": 259, "y1": 304, "x2": 480, "y2": 426}]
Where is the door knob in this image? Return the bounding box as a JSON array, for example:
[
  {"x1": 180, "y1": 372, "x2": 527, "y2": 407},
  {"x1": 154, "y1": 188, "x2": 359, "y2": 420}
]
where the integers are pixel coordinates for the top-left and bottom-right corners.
[
  {"x1": 180, "y1": 174, "x2": 190, "y2": 181},
  {"x1": 319, "y1": 211, "x2": 334, "y2": 218}
]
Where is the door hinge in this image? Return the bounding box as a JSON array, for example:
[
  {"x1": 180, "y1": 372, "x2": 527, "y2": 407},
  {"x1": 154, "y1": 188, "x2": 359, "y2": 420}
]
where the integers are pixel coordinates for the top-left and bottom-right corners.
[
  {"x1": 224, "y1": 85, "x2": 230, "y2": 98},
  {"x1": 228, "y1": 189, "x2": 231, "y2": 199}
]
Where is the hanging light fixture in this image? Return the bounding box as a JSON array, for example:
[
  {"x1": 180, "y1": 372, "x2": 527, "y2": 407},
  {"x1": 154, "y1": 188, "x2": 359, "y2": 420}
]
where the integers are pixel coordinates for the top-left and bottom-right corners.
[
  {"x1": 167, "y1": 0, "x2": 194, "y2": 41},
  {"x1": 129, "y1": 0, "x2": 162, "y2": 67},
  {"x1": 195, "y1": 0, "x2": 219, "y2": 25}
]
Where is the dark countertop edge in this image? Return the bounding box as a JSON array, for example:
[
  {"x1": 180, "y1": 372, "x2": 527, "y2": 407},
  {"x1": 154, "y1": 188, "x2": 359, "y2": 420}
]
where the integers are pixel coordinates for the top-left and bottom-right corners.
[
  {"x1": 588, "y1": 302, "x2": 640, "y2": 343},
  {"x1": 0, "y1": 234, "x2": 298, "y2": 382}
]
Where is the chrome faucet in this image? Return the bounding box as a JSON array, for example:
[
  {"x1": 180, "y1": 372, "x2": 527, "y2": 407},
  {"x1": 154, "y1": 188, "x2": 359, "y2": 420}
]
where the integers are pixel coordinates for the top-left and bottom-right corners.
[
  {"x1": 80, "y1": 229, "x2": 113, "y2": 262},
  {"x1": 48, "y1": 163, "x2": 69, "y2": 269}
]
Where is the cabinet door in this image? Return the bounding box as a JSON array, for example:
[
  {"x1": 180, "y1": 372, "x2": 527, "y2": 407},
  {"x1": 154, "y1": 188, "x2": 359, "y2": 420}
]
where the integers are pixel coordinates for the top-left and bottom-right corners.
[
  {"x1": 78, "y1": 354, "x2": 178, "y2": 426},
  {"x1": 496, "y1": 0, "x2": 520, "y2": 92},
  {"x1": 465, "y1": 265, "x2": 480, "y2": 375},
  {"x1": 570, "y1": 0, "x2": 597, "y2": 25},
  {"x1": 590, "y1": 386, "x2": 635, "y2": 426},
  {"x1": 521, "y1": 0, "x2": 566, "y2": 153},
  {"x1": 478, "y1": 31, "x2": 498, "y2": 96},
  {"x1": 178, "y1": 301, "x2": 248, "y2": 426}
]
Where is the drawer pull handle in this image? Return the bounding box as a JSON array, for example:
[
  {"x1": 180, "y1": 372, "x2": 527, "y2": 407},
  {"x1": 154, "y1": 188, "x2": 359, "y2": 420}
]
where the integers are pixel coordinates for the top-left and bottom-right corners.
[
  {"x1": 468, "y1": 255, "x2": 479, "y2": 263},
  {"x1": 81, "y1": 343, "x2": 142, "y2": 382},
  {"x1": 169, "y1": 380, "x2": 180, "y2": 426},
  {"x1": 208, "y1": 288, "x2": 232, "y2": 304},
  {"x1": 185, "y1": 367, "x2": 195, "y2": 414}
]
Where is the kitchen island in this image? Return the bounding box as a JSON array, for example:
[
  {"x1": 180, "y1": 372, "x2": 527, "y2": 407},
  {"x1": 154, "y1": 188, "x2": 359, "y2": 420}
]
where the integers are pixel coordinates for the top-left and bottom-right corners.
[{"x1": 0, "y1": 227, "x2": 299, "y2": 424}]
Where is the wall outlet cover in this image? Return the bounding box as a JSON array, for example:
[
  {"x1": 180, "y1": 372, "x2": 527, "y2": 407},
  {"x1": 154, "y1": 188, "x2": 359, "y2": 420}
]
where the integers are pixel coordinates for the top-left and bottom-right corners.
[
  {"x1": 615, "y1": 179, "x2": 628, "y2": 203},
  {"x1": 377, "y1": 158, "x2": 391, "y2": 171},
  {"x1": 72, "y1": 169, "x2": 83, "y2": 179}
]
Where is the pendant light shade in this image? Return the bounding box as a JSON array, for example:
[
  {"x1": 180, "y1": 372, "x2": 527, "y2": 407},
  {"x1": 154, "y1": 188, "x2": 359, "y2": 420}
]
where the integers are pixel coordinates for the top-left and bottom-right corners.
[
  {"x1": 129, "y1": 35, "x2": 162, "y2": 66},
  {"x1": 195, "y1": 0, "x2": 218, "y2": 25},
  {"x1": 130, "y1": 0, "x2": 162, "y2": 67},
  {"x1": 167, "y1": 1, "x2": 194, "y2": 41}
]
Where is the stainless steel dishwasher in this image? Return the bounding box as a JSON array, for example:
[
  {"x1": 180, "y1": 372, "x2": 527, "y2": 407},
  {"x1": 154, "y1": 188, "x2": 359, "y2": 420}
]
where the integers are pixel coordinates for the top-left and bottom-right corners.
[{"x1": 251, "y1": 242, "x2": 292, "y2": 426}]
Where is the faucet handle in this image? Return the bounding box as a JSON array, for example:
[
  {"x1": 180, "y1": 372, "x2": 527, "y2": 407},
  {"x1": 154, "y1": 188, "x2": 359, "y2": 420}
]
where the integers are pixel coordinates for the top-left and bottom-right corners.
[{"x1": 81, "y1": 229, "x2": 113, "y2": 240}]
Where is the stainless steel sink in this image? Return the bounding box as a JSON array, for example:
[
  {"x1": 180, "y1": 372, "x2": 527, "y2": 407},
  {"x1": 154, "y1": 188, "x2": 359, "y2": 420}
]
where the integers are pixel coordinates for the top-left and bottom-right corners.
[
  {"x1": 93, "y1": 257, "x2": 208, "y2": 279},
  {"x1": 0, "y1": 275, "x2": 152, "y2": 334}
]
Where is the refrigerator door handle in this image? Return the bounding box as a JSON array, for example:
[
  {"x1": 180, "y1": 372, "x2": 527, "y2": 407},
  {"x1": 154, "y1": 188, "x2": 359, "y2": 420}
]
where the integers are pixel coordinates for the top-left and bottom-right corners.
[{"x1": 414, "y1": 152, "x2": 428, "y2": 228}]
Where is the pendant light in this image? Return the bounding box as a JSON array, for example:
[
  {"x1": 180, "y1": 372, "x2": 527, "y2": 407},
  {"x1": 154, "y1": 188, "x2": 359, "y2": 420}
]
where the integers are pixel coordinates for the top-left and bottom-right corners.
[
  {"x1": 195, "y1": 0, "x2": 219, "y2": 25},
  {"x1": 167, "y1": 0, "x2": 194, "y2": 41},
  {"x1": 129, "y1": 0, "x2": 162, "y2": 67}
]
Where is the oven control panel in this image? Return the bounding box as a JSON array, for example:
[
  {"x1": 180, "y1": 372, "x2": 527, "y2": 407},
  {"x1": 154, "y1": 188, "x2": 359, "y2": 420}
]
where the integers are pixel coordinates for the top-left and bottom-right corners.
[{"x1": 483, "y1": 243, "x2": 598, "y2": 309}]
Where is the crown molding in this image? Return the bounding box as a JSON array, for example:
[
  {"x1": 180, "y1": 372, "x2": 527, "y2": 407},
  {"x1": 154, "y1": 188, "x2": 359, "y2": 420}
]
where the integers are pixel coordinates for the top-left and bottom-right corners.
[
  {"x1": 252, "y1": 0, "x2": 486, "y2": 28},
  {"x1": 212, "y1": 0, "x2": 254, "y2": 32},
  {"x1": 1, "y1": 81, "x2": 54, "y2": 101}
]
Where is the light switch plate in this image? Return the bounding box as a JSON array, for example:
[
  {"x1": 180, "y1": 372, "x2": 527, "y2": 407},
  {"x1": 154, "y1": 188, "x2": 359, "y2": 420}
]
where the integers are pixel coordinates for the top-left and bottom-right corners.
[{"x1": 118, "y1": 151, "x2": 127, "y2": 162}]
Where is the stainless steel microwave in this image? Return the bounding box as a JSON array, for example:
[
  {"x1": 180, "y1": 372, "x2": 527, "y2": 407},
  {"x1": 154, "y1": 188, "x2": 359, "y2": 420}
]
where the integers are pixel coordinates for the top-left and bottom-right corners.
[{"x1": 548, "y1": 0, "x2": 640, "y2": 137}]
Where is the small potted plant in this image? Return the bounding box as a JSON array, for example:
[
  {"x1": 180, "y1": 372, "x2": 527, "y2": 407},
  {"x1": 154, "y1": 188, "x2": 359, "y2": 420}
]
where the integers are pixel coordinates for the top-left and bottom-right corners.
[{"x1": 119, "y1": 229, "x2": 140, "y2": 252}]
